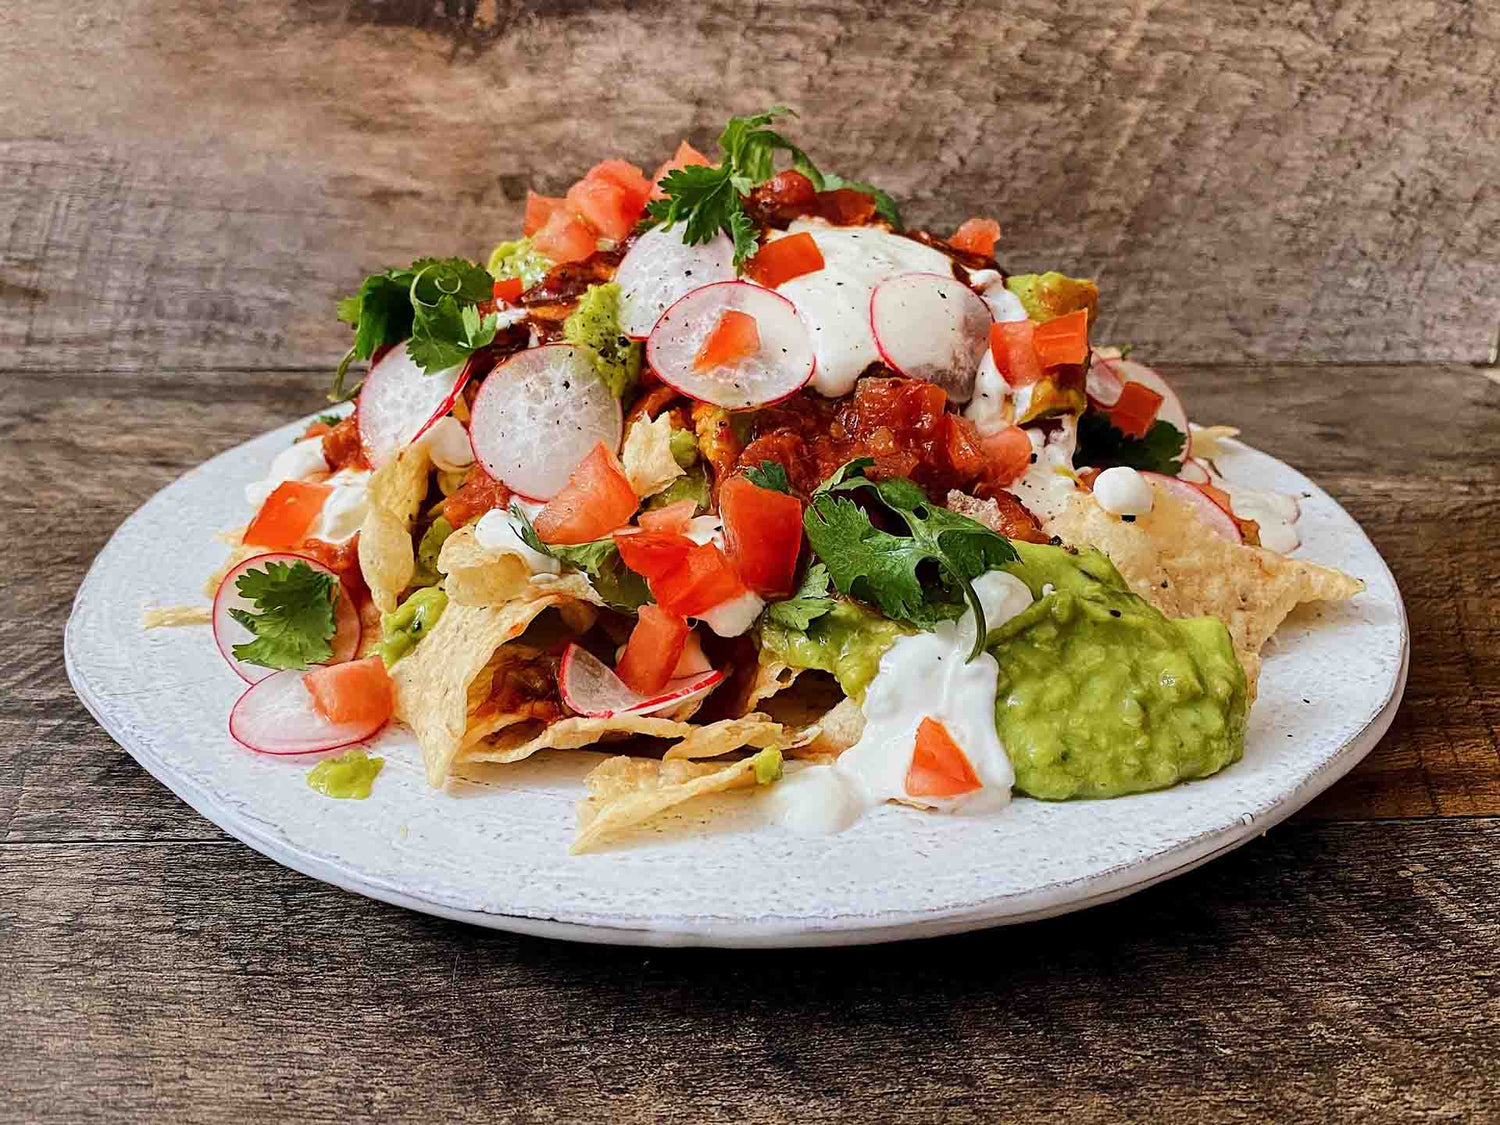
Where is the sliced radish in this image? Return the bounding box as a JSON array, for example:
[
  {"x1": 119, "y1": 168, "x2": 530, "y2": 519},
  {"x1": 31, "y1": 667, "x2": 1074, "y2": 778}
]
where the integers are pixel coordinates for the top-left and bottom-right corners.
[
  {"x1": 213, "y1": 553, "x2": 361, "y2": 684},
  {"x1": 1086, "y1": 352, "x2": 1125, "y2": 408},
  {"x1": 1140, "y1": 472, "x2": 1242, "y2": 543},
  {"x1": 558, "y1": 642, "x2": 724, "y2": 719},
  {"x1": 229, "y1": 670, "x2": 387, "y2": 756},
  {"x1": 647, "y1": 282, "x2": 815, "y2": 410},
  {"x1": 616, "y1": 224, "x2": 736, "y2": 339},
  {"x1": 356, "y1": 341, "x2": 471, "y2": 468},
  {"x1": 869, "y1": 272, "x2": 992, "y2": 403},
  {"x1": 468, "y1": 344, "x2": 624, "y2": 500},
  {"x1": 1176, "y1": 457, "x2": 1212, "y2": 484}
]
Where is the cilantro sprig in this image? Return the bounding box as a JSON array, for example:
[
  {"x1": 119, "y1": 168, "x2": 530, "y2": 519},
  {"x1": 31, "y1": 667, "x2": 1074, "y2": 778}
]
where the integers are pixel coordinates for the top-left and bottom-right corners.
[
  {"x1": 227, "y1": 560, "x2": 339, "y2": 671},
  {"x1": 801, "y1": 459, "x2": 1017, "y2": 659},
  {"x1": 511, "y1": 505, "x2": 649, "y2": 612},
  {"x1": 332, "y1": 257, "x2": 499, "y2": 401},
  {"x1": 763, "y1": 563, "x2": 835, "y2": 631},
  {"x1": 1075, "y1": 413, "x2": 1185, "y2": 475},
  {"x1": 745, "y1": 460, "x2": 793, "y2": 494}
]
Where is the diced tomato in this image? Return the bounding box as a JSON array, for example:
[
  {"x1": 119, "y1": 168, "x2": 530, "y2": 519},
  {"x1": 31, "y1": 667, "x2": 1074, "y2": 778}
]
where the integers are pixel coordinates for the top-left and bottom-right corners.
[
  {"x1": 719, "y1": 475, "x2": 803, "y2": 597},
  {"x1": 534, "y1": 443, "x2": 638, "y2": 545},
  {"x1": 442, "y1": 464, "x2": 512, "y2": 528},
  {"x1": 303, "y1": 656, "x2": 394, "y2": 728},
  {"x1": 809, "y1": 188, "x2": 877, "y2": 226},
  {"x1": 638, "y1": 499, "x2": 699, "y2": 533},
  {"x1": 616, "y1": 605, "x2": 691, "y2": 695},
  {"x1": 1032, "y1": 308, "x2": 1089, "y2": 369},
  {"x1": 613, "y1": 529, "x2": 696, "y2": 579},
  {"x1": 524, "y1": 191, "x2": 566, "y2": 237},
  {"x1": 979, "y1": 425, "x2": 1034, "y2": 487},
  {"x1": 745, "y1": 232, "x2": 825, "y2": 288},
  {"x1": 990, "y1": 321, "x2": 1043, "y2": 387},
  {"x1": 652, "y1": 542, "x2": 747, "y2": 617},
  {"x1": 244, "y1": 481, "x2": 332, "y2": 550},
  {"x1": 492, "y1": 277, "x2": 524, "y2": 306},
  {"x1": 943, "y1": 414, "x2": 987, "y2": 482},
  {"x1": 302, "y1": 420, "x2": 334, "y2": 440},
  {"x1": 532, "y1": 208, "x2": 598, "y2": 265},
  {"x1": 693, "y1": 309, "x2": 761, "y2": 371},
  {"x1": 649, "y1": 140, "x2": 713, "y2": 200},
  {"x1": 565, "y1": 175, "x2": 641, "y2": 243},
  {"x1": 905, "y1": 717, "x2": 982, "y2": 798},
  {"x1": 583, "y1": 159, "x2": 653, "y2": 214},
  {"x1": 1107, "y1": 381, "x2": 1164, "y2": 439},
  {"x1": 950, "y1": 217, "x2": 1002, "y2": 258},
  {"x1": 321, "y1": 415, "x2": 368, "y2": 472}
]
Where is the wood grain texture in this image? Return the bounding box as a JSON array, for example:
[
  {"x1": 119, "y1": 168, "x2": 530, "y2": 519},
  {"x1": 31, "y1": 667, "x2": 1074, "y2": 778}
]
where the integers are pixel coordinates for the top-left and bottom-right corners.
[
  {"x1": 1, "y1": 0, "x2": 1497, "y2": 374},
  {"x1": 5, "y1": 820, "x2": 1498, "y2": 1123}
]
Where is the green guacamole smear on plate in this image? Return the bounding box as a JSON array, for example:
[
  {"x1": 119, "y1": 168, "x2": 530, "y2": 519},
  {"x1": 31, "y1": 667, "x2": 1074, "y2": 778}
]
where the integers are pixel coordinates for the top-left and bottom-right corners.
[{"x1": 307, "y1": 748, "x2": 384, "y2": 800}]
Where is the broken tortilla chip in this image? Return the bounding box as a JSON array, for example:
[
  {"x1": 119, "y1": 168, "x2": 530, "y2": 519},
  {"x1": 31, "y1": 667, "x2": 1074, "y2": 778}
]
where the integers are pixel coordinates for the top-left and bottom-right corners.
[
  {"x1": 359, "y1": 443, "x2": 433, "y2": 613},
  {"x1": 662, "y1": 714, "x2": 786, "y2": 760},
  {"x1": 203, "y1": 528, "x2": 255, "y2": 599},
  {"x1": 438, "y1": 524, "x2": 533, "y2": 607},
  {"x1": 620, "y1": 411, "x2": 685, "y2": 499},
  {"x1": 797, "y1": 696, "x2": 864, "y2": 760},
  {"x1": 731, "y1": 657, "x2": 801, "y2": 717},
  {"x1": 461, "y1": 714, "x2": 698, "y2": 766},
  {"x1": 141, "y1": 605, "x2": 212, "y2": 628}
]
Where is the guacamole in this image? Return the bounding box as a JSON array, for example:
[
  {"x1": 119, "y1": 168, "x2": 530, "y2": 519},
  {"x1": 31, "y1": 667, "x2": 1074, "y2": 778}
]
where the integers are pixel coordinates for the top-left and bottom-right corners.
[
  {"x1": 486, "y1": 237, "x2": 552, "y2": 287},
  {"x1": 562, "y1": 282, "x2": 643, "y2": 399},
  {"x1": 759, "y1": 600, "x2": 914, "y2": 701},
  {"x1": 378, "y1": 587, "x2": 448, "y2": 667},
  {"x1": 307, "y1": 748, "x2": 384, "y2": 800},
  {"x1": 644, "y1": 462, "x2": 710, "y2": 515},
  {"x1": 990, "y1": 544, "x2": 1247, "y2": 799},
  {"x1": 412, "y1": 517, "x2": 454, "y2": 588},
  {"x1": 1005, "y1": 271, "x2": 1099, "y2": 324}
]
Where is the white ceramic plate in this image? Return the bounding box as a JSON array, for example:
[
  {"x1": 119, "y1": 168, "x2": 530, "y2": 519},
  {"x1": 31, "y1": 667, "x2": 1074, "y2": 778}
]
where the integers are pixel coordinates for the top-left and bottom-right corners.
[{"x1": 67, "y1": 419, "x2": 1407, "y2": 947}]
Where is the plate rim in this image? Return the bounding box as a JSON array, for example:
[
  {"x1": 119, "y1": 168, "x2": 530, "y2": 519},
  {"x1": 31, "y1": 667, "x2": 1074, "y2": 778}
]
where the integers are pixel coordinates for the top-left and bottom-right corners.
[{"x1": 65, "y1": 426, "x2": 1409, "y2": 948}]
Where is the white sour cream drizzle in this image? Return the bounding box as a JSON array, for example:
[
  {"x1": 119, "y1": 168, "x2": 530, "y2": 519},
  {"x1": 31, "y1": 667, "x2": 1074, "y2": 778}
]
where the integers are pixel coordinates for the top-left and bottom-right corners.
[
  {"x1": 769, "y1": 221, "x2": 958, "y2": 397},
  {"x1": 1006, "y1": 418, "x2": 1082, "y2": 521},
  {"x1": 308, "y1": 470, "x2": 371, "y2": 544},
  {"x1": 770, "y1": 571, "x2": 1033, "y2": 834},
  {"x1": 244, "y1": 437, "x2": 328, "y2": 508},
  {"x1": 473, "y1": 509, "x2": 561, "y2": 574},
  {"x1": 694, "y1": 589, "x2": 764, "y2": 638},
  {"x1": 1219, "y1": 481, "x2": 1301, "y2": 553}
]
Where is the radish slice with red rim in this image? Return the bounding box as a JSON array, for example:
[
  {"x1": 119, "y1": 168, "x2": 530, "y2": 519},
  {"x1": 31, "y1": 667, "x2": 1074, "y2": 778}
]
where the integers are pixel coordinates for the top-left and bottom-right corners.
[
  {"x1": 646, "y1": 281, "x2": 815, "y2": 409},
  {"x1": 1140, "y1": 472, "x2": 1241, "y2": 543},
  {"x1": 616, "y1": 225, "x2": 736, "y2": 339},
  {"x1": 1176, "y1": 457, "x2": 1212, "y2": 484},
  {"x1": 357, "y1": 341, "x2": 471, "y2": 468},
  {"x1": 1086, "y1": 352, "x2": 1125, "y2": 408},
  {"x1": 869, "y1": 272, "x2": 992, "y2": 403},
  {"x1": 468, "y1": 344, "x2": 623, "y2": 500},
  {"x1": 213, "y1": 552, "x2": 361, "y2": 684},
  {"x1": 558, "y1": 643, "x2": 724, "y2": 719},
  {"x1": 229, "y1": 670, "x2": 386, "y2": 755}
]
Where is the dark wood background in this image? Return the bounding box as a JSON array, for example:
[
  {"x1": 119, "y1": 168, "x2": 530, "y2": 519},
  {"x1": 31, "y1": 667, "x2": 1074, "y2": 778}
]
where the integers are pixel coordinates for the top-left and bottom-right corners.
[{"x1": 3, "y1": 2, "x2": 1497, "y2": 1121}]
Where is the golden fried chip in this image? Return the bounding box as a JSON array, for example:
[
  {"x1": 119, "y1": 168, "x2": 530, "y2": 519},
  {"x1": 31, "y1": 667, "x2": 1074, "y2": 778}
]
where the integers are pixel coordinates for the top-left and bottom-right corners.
[
  {"x1": 391, "y1": 595, "x2": 570, "y2": 786},
  {"x1": 203, "y1": 528, "x2": 255, "y2": 599},
  {"x1": 620, "y1": 411, "x2": 684, "y2": 498},
  {"x1": 437, "y1": 524, "x2": 532, "y2": 607},
  {"x1": 141, "y1": 605, "x2": 212, "y2": 628},
  {"x1": 461, "y1": 715, "x2": 699, "y2": 765},
  {"x1": 662, "y1": 714, "x2": 786, "y2": 760},
  {"x1": 731, "y1": 657, "x2": 802, "y2": 717},
  {"x1": 1187, "y1": 425, "x2": 1241, "y2": 460},
  {"x1": 572, "y1": 751, "x2": 778, "y2": 854},
  {"x1": 1044, "y1": 488, "x2": 1364, "y2": 670},
  {"x1": 359, "y1": 443, "x2": 433, "y2": 613},
  {"x1": 797, "y1": 696, "x2": 864, "y2": 760}
]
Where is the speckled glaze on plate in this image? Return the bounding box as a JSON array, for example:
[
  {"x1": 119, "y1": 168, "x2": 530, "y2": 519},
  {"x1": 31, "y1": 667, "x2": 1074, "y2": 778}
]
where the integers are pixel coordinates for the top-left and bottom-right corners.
[{"x1": 66, "y1": 419, "x2": 1407, "y2": 947}]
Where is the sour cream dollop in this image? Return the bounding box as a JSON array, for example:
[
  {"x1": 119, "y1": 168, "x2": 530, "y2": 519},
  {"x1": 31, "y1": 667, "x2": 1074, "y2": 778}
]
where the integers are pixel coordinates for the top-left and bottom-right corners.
[
  {"x1": 473, "y1": 509, "x2": 561, "y2": 575},
  {"x1": 1093, "y1": 466, "x2": 1154, "y2": 517},
  {"x1": 694, "y1": 589, "x2": 764, "y2": 638},
  {"x1": 244, "y1": 437, "x2": 328, "y2": 508},
  {"x1": 307, "y1": 470, "x2": 371, "y2": 544}
]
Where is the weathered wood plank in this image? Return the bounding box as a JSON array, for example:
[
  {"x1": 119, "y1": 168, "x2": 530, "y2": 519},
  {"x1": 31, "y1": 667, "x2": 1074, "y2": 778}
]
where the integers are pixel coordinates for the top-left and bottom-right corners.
[
  {"x1": 2, "y1": 363, "x2": 1496, "y2": 844},
  {"x1": 4, "y1": 820, "x2": 1498, "y2": 1122},
  {"x1": 1, "y1": 0, "x2": 1496, "y2": 372}
]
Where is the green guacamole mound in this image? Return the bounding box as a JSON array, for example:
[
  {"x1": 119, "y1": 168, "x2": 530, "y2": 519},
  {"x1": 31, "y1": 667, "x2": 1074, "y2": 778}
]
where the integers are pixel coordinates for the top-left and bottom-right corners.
[
  {"x1": 990, "y1": 544, "x2": 1247, "y2": 800},
  {"x1": 1005, "y1": 271, "x2": 1099, "y2": 324},
  {"x1": 486, "y1": 237, "x2": 552, "y2": 287},
  {"x1": 759, "y1": 600, "x2": 914, "y2": 701},
  {"x1": 563, "y1": 283, "x2": 643, "y2": 399},
  {"x1": 378, "y1": 586, "x2": 448, "y2": 668}
]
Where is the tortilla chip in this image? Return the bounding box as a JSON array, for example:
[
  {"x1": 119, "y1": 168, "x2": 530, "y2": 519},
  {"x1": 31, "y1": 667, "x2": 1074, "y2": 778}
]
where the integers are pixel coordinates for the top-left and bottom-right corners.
[
  {"x1": 438, "y1": 524, "x2": 532, "y2": 607},
  {"x1": 358, "y1": 444, "x2": 433, "y2": 613},
  {"x1": 392, "y1": 596, "x2": 570, "y2": 786},
  {"x1": 662, "y1": 714, "x2": 785, "y2": 760},
  {"x1": 732, "y1": 657, "x2": 801, "y2": 717},
  {"x1": 797, "y1": 696, "x2": 864, "y2": 759},
  {"x1": 203, "y1": 528, "x2": 255, "y2": 598},
  {"x1": 1043, "y1": 489, "x2": 1364, "y2": 672},
  {"x1": 1187, "y1": 425, "x2": 1240, "y2": 460},
  {"x1": 572, "y1": 754, "x2": 768, "y2": 854},
  {"x1": 462, "y1": 714, "x2": 699, "y2": 765},
  {"x1": 141, "y1": 605, "x2": 212, "y2": 628},
  {"x1": 620, "y1": 411, "x2": 684, "y2": 498}
]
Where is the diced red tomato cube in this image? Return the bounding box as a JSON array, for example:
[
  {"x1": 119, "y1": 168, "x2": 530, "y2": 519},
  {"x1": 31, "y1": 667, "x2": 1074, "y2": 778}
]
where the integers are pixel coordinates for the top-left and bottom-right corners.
[
  {"x1": 532, "y1": 208, "x2": 597, "y2": 264},
  {"x1": 1107, "y1": 381, "x2": 1164, "y2": 439},
  {"x1": 523, "y1": 191, "x2": 566, "y2": 238},
  {"x1": 638, "y1": 499, "x2": 699, "y2": 533},
  {"x1": 979, "y1": 425, "x2": 1034, "y2": 487},
  {"x1": 304, "y1": 656, "x2": 393, "y2": 727},
  {"x1": 693, "y1": 309, "x2": 761, "y2": 371},
  {"x1": 533, "y1": 443, "x2": 638, "y2": 545},
  {"x1": 1032, "y1": 308, "x2": 1090, "y2": 368},
  {"x1": 613, "y1": 530, "x2": 696, "y2": 579},
  {"x1": 583, "y1": 159, "x2": 653, "y2": 213},
  {"x1": 492, "y1": 277, "x2": 524, "y2": 305},
  {"x1": 990, "y1": 321, "x2": 1043, "y2": 387},
  {"x1": 719, "y1": 474, "x2": 803, "y2": 598},
  {"x1": 905, "y1": 717, "x2": 981, "y2": 798},
  {"x1": 565, "y1": 176, "x2": 640, "y2": 243},
  {"x1": 943, "y1": 414, "x2": 987, "y2": 481},
  {"x1": 244, "y1": 480, "x2": 332, "y2": 550},
  {"x1": 649, "y1": 140, "x2": 713, "y2": 201},
  {"x1": 745, "y1": 232, "x2": 825, "y2": 288},
  {"x1": 616, "y1": 605, "x2": 691, "y2": 695},
  {"x1": 950, "y1": 217, "x2": 1002, "y2": 257},
  {"x1": 651, "y1": 542, "x2": 747, "y2": 617}
]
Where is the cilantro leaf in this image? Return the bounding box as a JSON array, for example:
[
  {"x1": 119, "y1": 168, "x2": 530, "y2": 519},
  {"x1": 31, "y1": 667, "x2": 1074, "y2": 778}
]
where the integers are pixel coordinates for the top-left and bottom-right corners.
[
  {"x1": 821, "y1": 173, "x2": 902, "y2": 227},
  {"x1": 763, "y1": 563, "x2": 835, "y2": 630},
  {"x1": 805, "y1": 460, "x2": 1018, "y2": 658},
  {"x1": 1075, "y1": 413, "x2": 1185, "y2": 475},
  {"x1": 511, "y1": 505, "x2": 650, "y2": 612},
  {"x1": 745, "y1": 461, "x2": 792, "y2": 494},
  {"x1": 226, "y1": 561, "x2": 338, "y2": 671},
  {"x1": 314, "y1": 412, "x2": 345, "y2": 427}
]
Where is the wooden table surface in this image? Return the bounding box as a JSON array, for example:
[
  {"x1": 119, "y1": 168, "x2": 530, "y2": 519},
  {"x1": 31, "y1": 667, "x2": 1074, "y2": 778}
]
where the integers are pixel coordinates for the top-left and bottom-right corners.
[{"x1": 4, "y1": 2, "x2": 1498, "y2": 1121}]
